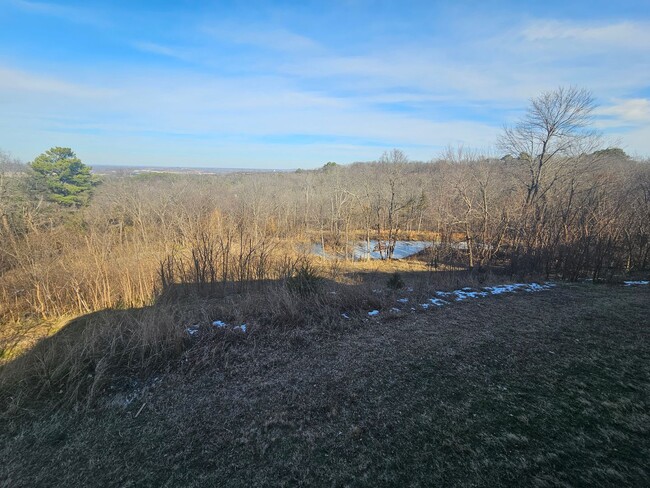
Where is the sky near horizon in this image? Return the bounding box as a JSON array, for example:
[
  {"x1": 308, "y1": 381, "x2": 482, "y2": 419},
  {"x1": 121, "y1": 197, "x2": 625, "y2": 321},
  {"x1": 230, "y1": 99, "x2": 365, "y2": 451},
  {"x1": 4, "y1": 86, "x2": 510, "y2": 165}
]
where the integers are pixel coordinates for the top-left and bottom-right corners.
[{"x1": 1, "y1": 0, "x2": 649, "y2": 168}]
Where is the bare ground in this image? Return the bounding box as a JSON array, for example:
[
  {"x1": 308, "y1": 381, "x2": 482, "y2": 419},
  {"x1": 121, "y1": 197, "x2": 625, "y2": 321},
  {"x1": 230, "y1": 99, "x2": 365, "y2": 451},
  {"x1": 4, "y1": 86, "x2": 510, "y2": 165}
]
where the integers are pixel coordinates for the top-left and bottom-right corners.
[{"x1": 1, "y1": 283, "x2": 649, "y2": 487}]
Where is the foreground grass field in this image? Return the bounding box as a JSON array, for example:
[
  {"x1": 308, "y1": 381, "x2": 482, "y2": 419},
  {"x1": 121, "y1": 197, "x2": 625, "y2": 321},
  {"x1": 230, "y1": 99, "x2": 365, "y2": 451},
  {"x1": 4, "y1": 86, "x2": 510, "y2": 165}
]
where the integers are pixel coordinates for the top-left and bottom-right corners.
[{"x1": 1, "y1": 283, "x2": 648, "y2": 487}]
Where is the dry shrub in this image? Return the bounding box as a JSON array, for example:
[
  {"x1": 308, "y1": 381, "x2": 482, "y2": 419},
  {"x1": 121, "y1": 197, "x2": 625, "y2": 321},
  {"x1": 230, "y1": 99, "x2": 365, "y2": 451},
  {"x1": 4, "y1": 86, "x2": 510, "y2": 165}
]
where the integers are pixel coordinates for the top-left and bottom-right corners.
[
  {"x1": 387, "y1": 272, "x2": 405, "y2": 290},
  {"x1": 286, "y1": 262, "x2": 323, "y2": 297}
]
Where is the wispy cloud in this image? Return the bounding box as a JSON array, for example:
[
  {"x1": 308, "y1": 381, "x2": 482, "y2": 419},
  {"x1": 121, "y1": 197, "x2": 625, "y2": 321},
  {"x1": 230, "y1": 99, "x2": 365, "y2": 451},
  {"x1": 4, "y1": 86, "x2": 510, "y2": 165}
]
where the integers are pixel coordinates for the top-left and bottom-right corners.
[
  {"x1": 132, "y1": 41, "x2": 193, "y2": 62},
  {"x1": 522, "y1": 20, "x2": 650, "y2": 49},
  {"x1": 202, "y1": 24, "x2": 320, "y2": 52},
  {"x1": 0, "y1": 59, "x2": 498, "y2": 165}
]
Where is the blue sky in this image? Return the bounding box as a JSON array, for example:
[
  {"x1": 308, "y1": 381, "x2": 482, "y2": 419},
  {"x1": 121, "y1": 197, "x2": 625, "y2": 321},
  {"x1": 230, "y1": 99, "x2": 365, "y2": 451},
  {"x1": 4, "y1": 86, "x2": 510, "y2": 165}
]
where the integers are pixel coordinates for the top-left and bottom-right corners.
[{"x1": 1, "y1": 0, "x2": 649, "y2": 168}]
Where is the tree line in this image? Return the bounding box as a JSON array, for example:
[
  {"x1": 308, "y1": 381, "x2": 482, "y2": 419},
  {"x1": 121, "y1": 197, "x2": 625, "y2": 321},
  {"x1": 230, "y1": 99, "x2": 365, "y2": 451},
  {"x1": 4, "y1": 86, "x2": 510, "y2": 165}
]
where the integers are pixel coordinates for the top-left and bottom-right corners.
[{"x1": 0, "y1": 86, "x2": 649, "y2": 323}]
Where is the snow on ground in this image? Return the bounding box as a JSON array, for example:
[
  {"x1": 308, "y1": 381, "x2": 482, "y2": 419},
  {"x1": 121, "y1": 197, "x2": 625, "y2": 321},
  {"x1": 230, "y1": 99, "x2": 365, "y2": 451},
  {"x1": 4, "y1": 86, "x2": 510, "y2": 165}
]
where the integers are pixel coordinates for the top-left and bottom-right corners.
[
  {"x1": 483, "y1": 283, "x2": 556, "y2": 295},
  {"x1": 188, "y1": 281, "x2": 645, "y2": 337},
  {"x1": 187, "y1": 320, "x2": 249, "y2": 337},
  {"x1": 433, "y1": 282, "x2": 556, "y2": 305},
  {"x1": 348, "y1": 282, "x2": 557, "y2": 320},
  {"x1": 189, "y1": 283, "x2": 558, "y2": 336}
]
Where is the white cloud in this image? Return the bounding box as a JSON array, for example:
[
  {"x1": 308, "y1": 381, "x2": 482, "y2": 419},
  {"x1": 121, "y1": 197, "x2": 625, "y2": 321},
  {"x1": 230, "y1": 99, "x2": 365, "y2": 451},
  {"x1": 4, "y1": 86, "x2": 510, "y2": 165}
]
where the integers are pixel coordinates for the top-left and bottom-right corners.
[{"x1": 598, "y1": 98, "x2": 650, "y2": 123}]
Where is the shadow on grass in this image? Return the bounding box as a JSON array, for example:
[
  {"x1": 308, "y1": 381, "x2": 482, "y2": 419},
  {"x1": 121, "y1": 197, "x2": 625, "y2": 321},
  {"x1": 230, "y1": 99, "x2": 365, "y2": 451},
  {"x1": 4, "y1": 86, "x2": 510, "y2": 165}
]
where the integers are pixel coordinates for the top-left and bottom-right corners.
[
  {"x1": 0, "y1": 272, "x2": 377, "y2": 414},
  {"x1": 0, "y1": 265, "x2": 517, "y2": 415}
]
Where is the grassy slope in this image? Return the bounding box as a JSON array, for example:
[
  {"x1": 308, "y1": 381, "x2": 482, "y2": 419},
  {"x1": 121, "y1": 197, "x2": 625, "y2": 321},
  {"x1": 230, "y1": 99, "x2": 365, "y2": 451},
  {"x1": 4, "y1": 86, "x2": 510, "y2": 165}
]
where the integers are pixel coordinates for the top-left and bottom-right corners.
[{"x1": 1, "y1": 284, "x2": 649, "y2": 487}]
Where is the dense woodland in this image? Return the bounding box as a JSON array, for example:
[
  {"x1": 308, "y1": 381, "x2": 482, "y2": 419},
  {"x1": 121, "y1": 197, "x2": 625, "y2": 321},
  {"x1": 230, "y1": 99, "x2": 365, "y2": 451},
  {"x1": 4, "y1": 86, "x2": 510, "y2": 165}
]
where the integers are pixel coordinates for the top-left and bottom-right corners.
[{"x1": 1, "y1": 88, "x2": 649, "y2": 326}]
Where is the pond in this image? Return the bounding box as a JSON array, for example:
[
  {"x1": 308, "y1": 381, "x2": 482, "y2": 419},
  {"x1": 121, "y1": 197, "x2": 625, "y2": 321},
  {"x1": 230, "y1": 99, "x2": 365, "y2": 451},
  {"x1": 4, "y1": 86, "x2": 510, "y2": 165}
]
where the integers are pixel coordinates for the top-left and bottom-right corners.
[{"x1": 312, "y1": 240, "x2": 432, "y2": 260}]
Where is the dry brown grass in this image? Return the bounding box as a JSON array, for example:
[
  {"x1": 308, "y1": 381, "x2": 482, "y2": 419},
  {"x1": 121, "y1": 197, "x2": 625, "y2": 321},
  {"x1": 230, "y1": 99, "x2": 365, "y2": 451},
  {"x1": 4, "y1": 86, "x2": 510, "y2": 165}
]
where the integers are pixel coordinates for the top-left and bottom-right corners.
[
  {"x1": 0, "y1": 263, "x2": 535, "y2": 415},
  {"x1": 0, "y1": 305, "x2": 187, "y2": 413},
  {"x1": 0, "y1": 282, "x2": 648, "y2": 487},
  {"x1": 0, "y1": 266, "x2": 394, "y2": 413}
]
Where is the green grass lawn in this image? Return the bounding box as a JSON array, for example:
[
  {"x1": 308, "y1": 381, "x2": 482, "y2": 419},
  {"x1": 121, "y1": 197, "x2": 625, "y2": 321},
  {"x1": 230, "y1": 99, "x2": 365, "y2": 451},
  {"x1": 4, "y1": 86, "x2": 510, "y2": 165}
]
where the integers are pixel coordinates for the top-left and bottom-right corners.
[{"x1": 1, "y1": 283, "x2": 648, "y2": 487}]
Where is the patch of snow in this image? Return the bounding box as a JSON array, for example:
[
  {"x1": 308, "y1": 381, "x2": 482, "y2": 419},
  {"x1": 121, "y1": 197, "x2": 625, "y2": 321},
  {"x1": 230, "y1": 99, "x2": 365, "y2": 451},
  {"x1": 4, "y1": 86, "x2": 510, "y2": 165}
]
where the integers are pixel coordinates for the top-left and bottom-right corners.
[
  {"x1": 453, "y1": 289, "x2": 482, "y2": 300},
  {"x1": 186, "y1": 323, "x2": 201, "y2": 336},
  {"x1": 428, "y1": 298, "x2": 449, "y2": 307},
  {"x1": 361, "y1": 281, "x2": 557, "y2": 324},
  {"x1": 484, "y1": 284, "x2": 520, "y2": 295},
  {"x1": 624, "y1": 280, "x2": 649, "y2": 286},
  {"x1": 482, "y1": 282, "x2": 556, "y2": 295}
]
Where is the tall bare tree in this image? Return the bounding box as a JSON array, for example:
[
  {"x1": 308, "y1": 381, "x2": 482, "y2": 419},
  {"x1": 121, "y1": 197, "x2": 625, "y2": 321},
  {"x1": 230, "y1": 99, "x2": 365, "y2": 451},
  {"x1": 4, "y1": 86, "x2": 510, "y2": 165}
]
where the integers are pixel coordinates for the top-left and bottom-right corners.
[{"x1": 498, "y1": 86, "x2": 601, "y2": 204}]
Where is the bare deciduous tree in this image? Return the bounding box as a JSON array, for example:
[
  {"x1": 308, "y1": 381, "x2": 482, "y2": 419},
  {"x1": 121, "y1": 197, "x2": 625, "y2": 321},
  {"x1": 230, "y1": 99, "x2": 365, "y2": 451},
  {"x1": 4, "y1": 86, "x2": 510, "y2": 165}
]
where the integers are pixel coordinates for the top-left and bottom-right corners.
[{"x1": 498, "y1": 86, "x2": 601, "y2": 204}]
